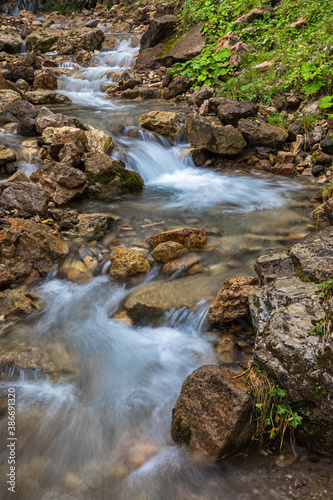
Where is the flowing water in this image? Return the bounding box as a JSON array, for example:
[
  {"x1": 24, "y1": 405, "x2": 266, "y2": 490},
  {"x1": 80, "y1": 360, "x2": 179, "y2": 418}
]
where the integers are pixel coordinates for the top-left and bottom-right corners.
[{"x1": 0, "y1": 34, "x2": 323, "y2": 500}]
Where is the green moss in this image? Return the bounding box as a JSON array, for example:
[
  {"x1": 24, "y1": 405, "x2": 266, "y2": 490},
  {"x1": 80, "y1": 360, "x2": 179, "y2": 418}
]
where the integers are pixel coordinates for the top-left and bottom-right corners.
[
  {"x1": 85, "y1": 167, "x2": 144, "y2": 192},
  {"x1": 33, "y1": 37, "x2": 58, "y2": 54},
  {"x1": 118, "y1": 169, "x2": 144, "y2": 192},
  {"x1": 294, "y1": 263, "x2": 318, "y2": 283},
  {"x1": 158, "y1": 34, "x2": 185, "y2": 57}
]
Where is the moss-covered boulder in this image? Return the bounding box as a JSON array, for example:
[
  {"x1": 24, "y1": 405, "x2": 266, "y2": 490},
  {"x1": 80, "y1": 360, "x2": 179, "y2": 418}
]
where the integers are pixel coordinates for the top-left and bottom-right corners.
[{"x1": 83, "y1": 152, "x2": 144, "y2": 198}]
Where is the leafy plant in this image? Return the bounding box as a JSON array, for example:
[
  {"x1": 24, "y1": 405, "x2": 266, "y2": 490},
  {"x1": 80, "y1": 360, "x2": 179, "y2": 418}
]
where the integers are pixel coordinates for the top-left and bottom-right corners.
[
  {"x1": 318, "y1": 96, "x2": 333, "y2": 118},
  {"x1": 310, "y1": 313, "x2": 331, "y2": 339}
]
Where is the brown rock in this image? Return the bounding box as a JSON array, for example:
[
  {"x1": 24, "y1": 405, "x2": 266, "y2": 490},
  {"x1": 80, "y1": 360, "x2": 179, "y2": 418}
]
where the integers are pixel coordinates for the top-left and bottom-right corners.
[
  {"x1": 0, "y1": 144, "x2": 16, "y2": 166},
  {"x1": 215, "y1": 31, "x2": 239, "y2": 51},
  {"x1": 235, "y1": 8, "x2": 264, "y2": 26},
  {"x1": 76, "y1": 50, "x2": 93, "y2": 66},
  {"x1": 25, "y1": 91, "x2": 71, "y2": 105},
  {"x1": 36, "y1": 108, "x2": 86, "y2": 134},
  {"x1": 270, "y1": 163, "x2": 297, "y2": 177},
  {"x1": 162, "y1": 253, "x2": 200, "y2": 275},
  {"x1": 0, "y1": 90, "x2": 21, "y2": 111},
  {"x1": 140, "y1": 15, "x2": 178, "y2": 50},
  {"x1": 254, "y1": 250, "x2": 297, "y2": 286},
  {"x1": 33, "y1": 69, "x2": 58, "y2": 90},
  {"x1": 216, "y1": 98, "x2": 258, "y2": 125},
  {"x1": 163, "y1": 75, "x2": 190, "y2": 99},
  {"x1": 139, "y1": 111, "x2": 181, "y2": 139},
  {"x1": 207, "y1": 276, "x2": 259, "y2": 325},
  {"x1": 110, "y1": 248, "x2": 150, "y2": 280},
  {"x1": 151, "y1": 241, "x2": 186, "y2": 263},
  {"x1": 171, "y1": 365, "x2": 252, "y2": 457},
  {"x1": 238, "y1": 117, "x2": 288, "y2": 148},
  {"x1": 150, "y1": 228, "x2": 207, "y2": 250},
  {"x1": 0, "y1": 181, "x2": 49, "y2": 216},
  {"x1": 157, "y1": 24, "x2": 206, "y2": 66},
  {"x1": 57, "y1": 28, "x2": 105, "y2": 55},
  {"x1": 0, "y1": 101, "x2": 37, "y2": 124},
  {"x1": 0, "y1": 288, "x2": 44, "y2": 317},
  {"x1": 229, "y1": 42, "x2": 252, "y2": 66}
]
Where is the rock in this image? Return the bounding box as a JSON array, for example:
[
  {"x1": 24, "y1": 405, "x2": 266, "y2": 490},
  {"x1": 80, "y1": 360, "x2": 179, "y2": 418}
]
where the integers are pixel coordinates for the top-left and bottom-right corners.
[
  {"x1": 57, "y1": 28, "x2": 105, "y2": 55},
  {"x1": 19, "y1": 51, "x2": 42, "y2": 69},
  {"x1": 289, "y1": 226, "x2": 333, "y2": 281},
  {"x1": 316, "y1": 153, "x2": 333, "y2": 165},
  {"x1": 12, "y1": 66, "x2": 35, "y2": 85},
  {"x1": 171, "y1": 365, "x2": 252, "y2": 457},
  {"x1": 290, "y1": 135, "x2": 304, "y2": 155},
  {"x1": 0, "y1": 90, "x2": 21, "y2": 111},
  {"x1": 157, "y1": 24, "x2": 206, "y2": 66},
  {"x1": 58, "y1": 254, "x2": 92, "y2": 284},
  {"x1": 42, "y1": 126, "x2": 87, "y2": 146},
  {"x1": 162, "y1": 252, "x2": 200, "y2": 275},
  {"x1": 0, "y1": 288, "x2": 44, "y2": 318},
  {"x1": 35, "y1": 107, "x2": 86, "y2": 134},
  {"x1": 85, "y1": 19, "x2": 99, "y2": 28},
  {"x1": 207, "y1": 276, "x2": 259, "y2": 325},
  {"x1": 235, "y1": 8, "x2": 264, "y2": 26},
  {"x1": 151, "y1": 241, "x2": 186, "y2": 263},
  {"x1": 190, "y1": 85, "x2": 214, "y2": 106},
  {"x1": 140, "y1": 15, "x2": 178, "y2": 50},
  {"x1": 320, "y1": 135, "x2": 333, "y2": 155},
  {"x1": 139, "y1": 111, "x2": 181, "y2": 139},
  {"x1": 324, "y1": 198, "x2": 333, "y2": 225},
  {"x1": 238, "y1": 118, "x2": 288, "y2": 148},
  {"x1": 184, "y1": 114, "x2": 246, "y2": 155},
  {"x1": 14, "y1": 79, "x2": 29, "y2": 92},
  {"x1": 0, "y1": 144, "x2": 16, "y2": 167},
  {"x1": 0, "y1": 100, "x2": 37, "y2": 124},
  {"x1": 75, "y1": 212, "x2": 119, "y2": 239},
  {"x1": 254, "y1": 250, "x2": 296, "y2": 285},
  {"x1": 229, "y1": 42, "x2": 252, "y2": 66},
  {"x1": 0, "y1": 32, "x2": 23, "y2": 54},
  {"x1": 46, "y1": 129, "x2": 86, "y2": 167},
  {"x1": 110, "y1": 248, "x2": 150, "y2": 280},
  {"x1": 101, "y1": 36, "x2": 117, "y2": 51},
  {"x1": 18, "y1": 118, "x2": 37, "y2": 136},
  {"x1": 8, "y1": 169, "x2": 30, "y2": 183},
  {"x1": 164, "y1": 75, "x2": 190, "y2": 99},
  {"x1": 0, "y1": 217, "x2": 68, "y2": 285},
  {"x1": 216, "y1": 99, "x2": 258, "y2": 125},
  {"x1": 25, "y1": 91, "x2": 71, "y2": 105},
  {"x1": 150, "y1": 228, "x2": 207, "y2": 250},
  {"x1": 85, "y1": 126, "x2": 114, "y2": 154},
  {"x1": 0, "y1": 182, "x2": 48, "y2": 216},
  {"x1": 312, "y1": 164, "x2": 326, "y2": 177},
  {"x1": 271, "y1": 163, "x2": 297, "y2": 177},
  {"x1": 33, "y1": 69, "x2": 58, "y2": 90},
  {"x1": 249, "y1": 277, "x2": 333, "y2": 453},
  {"x1": 125, "y1": 275, "x2": 213, "y2": 322},
  {"x1": 118, "y1": 69, "x2": 142, "y2": 90},
  {"x1": 216, "y1": 31, "x2": 239, "y2": 51},
  {"x1": 83, "y1": 152, "x2": 143, "y2": 198},
  {"x1": 25, "y1": 33, "x2": 59, "y2": 53},
  {"x1": 290, "y1": 16, "x2": 308, "y2": 29},
  {"x1": 76, "y1": 50, "x2": 93, "y2": 66}
]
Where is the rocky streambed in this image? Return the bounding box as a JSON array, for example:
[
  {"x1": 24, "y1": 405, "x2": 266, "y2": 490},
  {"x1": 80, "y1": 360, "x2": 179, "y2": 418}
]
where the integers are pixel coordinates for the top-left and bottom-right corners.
[{"x1": 0, "y1": 4, "x2": 333, "y2": 500}]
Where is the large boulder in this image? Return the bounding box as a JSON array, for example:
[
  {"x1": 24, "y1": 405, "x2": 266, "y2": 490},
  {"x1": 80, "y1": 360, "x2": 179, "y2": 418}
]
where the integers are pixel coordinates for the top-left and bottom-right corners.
[
  {"x1": 35, "y1": 108, "x2": 86, "y2": 134},
  {"x1": 157, "y1": 24, "x2": 206, "y2": 66},
  {"x1": 149, "y1": 227, "x2": 207, "y2": 249},
  {"x1": 30, "y1": 163, "x2": 87, "y2": 205},
  {"x1": 0, "y1": 217, "x2": 68, "y2": 286},
  {"x1": 0, "y1": 101, "x2": 37, "y2": 124},
  {"x1": 57, "y1": 28, "x2": 105, "y2": 55},
  {"x1": 0, "y1": 90, "x2": 21, "y2": 111},
  {"x1": 25, "y1": 32, "x2": 59, "y2": 54},
  {"x1": 238, "y1": 117, "x2": 288, "y2": 148},
  {"x1": 84, "y1": 152, "x2": 143, "y2": 198},
  {"x1": 0, "y1": 32, "x2": 23, "y2": 54},
  {"x1": 171, "y1": 365, "x2": 253, "y2": 457},
  {"x1": 249, "y1": 277, "x2": 333, "y2": 453},
  {"x1": 110, "y1": 248, "x2": 150, "y2": 280},
  {"x1": 207, "y1": 276, "x2": 259, "y2": 325},
  {"x1": 140, "y1": 15, "x2": 178, "y2": 50},
  {"x1": 216, "y1": 99, "x2": 258, "y2": 125},
  {"x1": 289, "y1": 226, "x2": 333, "y2": 281},
  {"x1": 25, "y1": 91, "x2": 71, "y2": 105},
  {"x1": 185, "y1": 114, "x2": 246, "y2": 155},
  {"x1": 0, "y1": 181, "x2": 49, "y2": 216},
  {"x1": 139, "y1": 111, "x2": 182, "y2": 139}
]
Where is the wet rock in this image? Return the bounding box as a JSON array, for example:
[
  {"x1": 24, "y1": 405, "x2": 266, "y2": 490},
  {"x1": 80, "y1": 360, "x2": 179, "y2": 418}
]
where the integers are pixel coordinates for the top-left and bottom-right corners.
[
  {"x1": 42, "y1": 125, "x2": 87, "y2": 147},
  {"x1": 151, "y1": 241, "x2": 187, "y2": 263},
  {"x1": 163, "y1": 75, "x2": 190, "y2": 99},
  {"x1": 150, "y1": 228, "x2": 207, "y2": 250},
  {"x1": 110, "y1": 248, "x2": 150, "y2": 280},
  {"x1": 171, "y1": 365, "x2": 252, "y2": 457},
  {"x1": 76, "y1": 49, "x2": 93, "y2": 66},
  {"x1": 0, "y1": 217, "x2": 68, "y2": 285},
  {"x1": 320, "y1": 135, "x2": 333, "y2": 155},
  {"x1": 216, "y1": 99, "x2": 258, "y2": 125},
  {"x1": 25, "y1": 32, "x2": 59, "y2": 53},
  {"x1": 31, "y1": 163, "x2": 87, "y2": 205},
  {"x1": 271, "y1": 163, "x2": 297, "y2": 177},
  {"x1": 185, "y1": 114, "x2": 246, "y2": 155},
  {"x1": 249, "y1": 277, "x2": 333, "y2": 454},
  {"x1": 18, "y1": 118, "x2": 37, "y2": 136},
  {"x1": 85, "y1": 126, "x2": 114, "y2": 154},
  {"x1": 140, "y1": 15, "x2": 178, "y2": 50},
  {"x1": 12, "y1": 65, "x2": 35, "y2": 85},
  {"x1": 139, "y1": 110, "x2": 181, "y2": 139},
  {"x1": 57, "y1": 28, "x2": 105, "y2": 55},
  {"x1": 75, "y1": 212, "x2": 119, "y2": 239},
  {"x1": 44, "y1": 128, "x2": 86, "y2": 167},
  {"x1": 35, "y1": 107, "x2": 86, "y2": 134},
  {"x1": 83, "y1": 152, "x2": 143, "y2": 198},
  {"x1": 58, "y1": 254, "x2": 92, "y2": 284},
  {"x1": 157, "y1": 24, "x2": 206, "y2": 66},
  {"x1": 125, "y1": 275, "x2": 213, "y2": 322},
  {"x1": 19, "y1": 51, "x2": 42, "y2": 69},
  {"x1": 101, "y1": 36, "x2": 117, "y2": 51},
  {"x1": 162, "y1": 252, "x2": 200, "y2": 275},
  {"x1": 238, "y1": 118, "x2": 288, "y2": 148},
  {"x1": 0, "y1": 182, "x2": 48, "y2": 216},
  {"x1": 33, "y1": 69, "x2": 58, "y2": 90},
  {"x1": 25, "y1": 91, "x2": 71, "y2": 105},
  {"x1": 0, "y1": 90, "x2": 21, "y2": 111},
  {"x1": 0, "y1": 144, "x2": 16, "y2": 168},
  {"x1": 289, "y1": 226, "x2": 333, "y2": 281},
  {"x1": 254, "y1": 250, "x2": 297, "y2": 285},
  {"x1": 207, "y1": 276, "x2": 259, "y2": 325},
  {"x1": 0, "y1": 288, "x2": 44, "y2": 318},
  {"x1": 0, "y1": 32, "x2": 23, "y2": 54}
]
